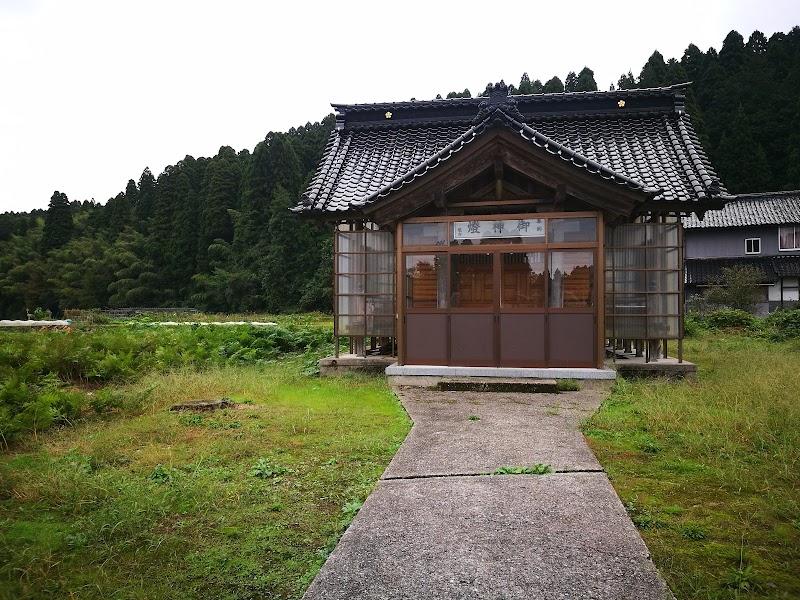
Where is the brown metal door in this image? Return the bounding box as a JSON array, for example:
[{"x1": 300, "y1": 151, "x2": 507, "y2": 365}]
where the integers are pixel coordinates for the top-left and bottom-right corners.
[
  {"x1": 546, "y1": 250, "x2": 596, "y2": 368},
  {"x1": 404, "y1": 254, "x2": 449, "y2": 365},
  {"x1": 449, "y1": 253, "x2": 495, "y2": 366},
  {"x1": 404, "y1": 248, "x2": 596, "y2": 368},
  {"x1": 498, "y1": 252, "x2": 546, "y2": 367}
]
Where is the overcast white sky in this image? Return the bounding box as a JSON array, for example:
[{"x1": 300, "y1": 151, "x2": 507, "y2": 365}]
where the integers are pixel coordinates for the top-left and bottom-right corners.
[{"x1": 1, "y1": 0, "x2": 798, "y2": 213}]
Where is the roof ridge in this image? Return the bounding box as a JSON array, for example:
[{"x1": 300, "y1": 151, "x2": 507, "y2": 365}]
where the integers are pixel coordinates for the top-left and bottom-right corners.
[
  {"x1": 676, "y1": 116, "x2": 715, "y2": 190},
  {"x1": 332, "y1": 83, "x2": 691, "y2": 112},
  {"x1": 664, "y1": 117, "x2": 708, "y2": 199},
  {"x1": 734, "y1": 190, "x2": 800, "y2": 199}
]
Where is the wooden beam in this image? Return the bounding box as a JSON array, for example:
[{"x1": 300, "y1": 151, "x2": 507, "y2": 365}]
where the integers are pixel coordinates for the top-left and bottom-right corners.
[
  {"x1": 494, "y1": 155, "x2": 504, "y2": 200},
  {"x1": 554, "y1": 184, "x2": 566, "y2": 211},
  {"x1": 447, "y1": 198, "x2": 549, "y2": 208},
  {"x1": 433, "y1": 188, "x2": 446, "y2": 209},
  {"x1": 502, "y1": 180, "x2": 534, "y2": 197}
]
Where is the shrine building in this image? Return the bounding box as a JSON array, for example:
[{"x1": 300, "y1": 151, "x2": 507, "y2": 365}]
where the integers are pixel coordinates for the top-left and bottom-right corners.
[{"x1": 293, "y1": 82, "x2": 732, "y2": 376}]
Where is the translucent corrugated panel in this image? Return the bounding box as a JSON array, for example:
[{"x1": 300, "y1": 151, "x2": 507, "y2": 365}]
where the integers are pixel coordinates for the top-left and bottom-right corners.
[
  {"x1": 338, "y1": 253, "x2": 365, "y2": 274},
  {"x1": 646, "y1": 316, "x2": 680, "y2": 337},
  {"x1": 367, "y1": 315, "x2": 396, "y2": 336},
  {"x1": 605, "y1": 316, "x2": 647, "y2": 339},
  {"x1": 366, "y1": 252, "x2": 394, "y2": 275},
  {"x1": 605, "y1": 223, "x2": 682, "y2": 341},
  {"x1": 647, "y1": 247, "x2": 679, "y2": 269},
  {"x1": 366, "y1": 273, "x2": 394, "y2": 294},
  {"x1": 646, "y1": 223, "x2": 679, "y2": 247},
  {"x1": 338, "y1": 274, "x2": 365, "y2": 295},
  {"x1": 334, "y1": 227, "x2": 397, "y2": 339},
  {"x1": 337, "y1": 232, "x2": 365, "y2": 253},
  {"x1": 403, "y1": 222, "x2": 447, "y2": 246},
  {"x1": 548, "y1": 217, "x2": 597, "y2": 243},
  {"x1": 337, "y1": 315, "x2": 365, "y2": 336},
  {"x1": 646, "y1": 294, "x2": 680, "y2": 315},
  {"x1": 609, "y1": 249, "x2": 645, "y2": 269},
  {"x1": 610, "y1": 225, "x2": 646, "y2": 247},
  {"x1": 608, "y1": 271, "x2": 680, "y2": 294},
  {"x1": 366, "y1": 295, "x2": 394, "y2": 315},
  {"x1": 366, "y1": 231, "x2": 394, "y2": 253},
  {"x1": 611, "y1": 293, "x2": 647, "y2": 314},
  {"x1": 337, "y1": 295, "x2": 364, "y2": 315}
]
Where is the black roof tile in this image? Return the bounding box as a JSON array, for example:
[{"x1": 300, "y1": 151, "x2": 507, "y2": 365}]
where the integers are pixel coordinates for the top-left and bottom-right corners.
[
  {"x1": 685, "y1": 255, "x2": 800, "y2": 285},
  {"x1": 682, "y1": 190, "x2": 800, "y2": 228},
  {"x1": 296, "y1": 82, "x2": 732, "y2": 217},
  {"x1": 685, "y1": 257, "x2": 778, "y2": 285}
]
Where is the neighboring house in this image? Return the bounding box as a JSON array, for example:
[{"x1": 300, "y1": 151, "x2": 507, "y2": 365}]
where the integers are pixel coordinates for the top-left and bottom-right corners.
[
  {"x1": 683, "y1": 190, "x2": 800, "y2": 314},
  {"x1": 294, "y1": 82, "x2": 732, "y2": 369}
]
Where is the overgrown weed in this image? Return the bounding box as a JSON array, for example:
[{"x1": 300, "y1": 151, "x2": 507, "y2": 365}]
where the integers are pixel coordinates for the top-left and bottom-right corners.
[
  {"x1": 0, "y1": 361, "x2": 409, "y2": 599},
  {"x1": 585, "y1": 330, "x2": 800, "y2": 598}
]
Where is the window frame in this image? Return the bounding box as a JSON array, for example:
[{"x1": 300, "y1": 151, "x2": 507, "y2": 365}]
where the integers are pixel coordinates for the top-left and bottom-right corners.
[
  {"x1": 779, "y1": 226, "x2": 800, "y2": 251},
  {"x1": 744, "y1": 237, "x2": 761, "y2": 255}
]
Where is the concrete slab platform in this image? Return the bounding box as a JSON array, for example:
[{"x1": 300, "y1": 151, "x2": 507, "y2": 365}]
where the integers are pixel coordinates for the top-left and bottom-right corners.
[
  {"x1": 303, "y1": 474, "x2": 673, "y2": 600},
  {"x1": 319, "y1": 354, "x2": 396, "y2": 376},
  {"x1": 385, "y1": 363, "x2": 617, "y2": 380},
  {"x1": 608, "y1": 355, "x2": 697, "y2": 380},
  {"x1": 382, "y1": 388, "x2": 607, "y2": 478},
  {"x1": 436, "y1": 377, "x2": 559, "y2": 393}
]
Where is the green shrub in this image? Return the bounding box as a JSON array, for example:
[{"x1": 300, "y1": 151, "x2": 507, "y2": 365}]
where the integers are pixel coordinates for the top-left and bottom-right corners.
[
  {"x1": 764, "y1": 308, "x2": 800, "y2": 341},
  {"x1": 683, "y1": 312, "x2": 705, "y2": 336},
  {"x1": 704, "y1": 308, "x2": 755, "y2": 329},
  {"x1": 0, "y1": 322, "x2": 334, "y2": 442}
]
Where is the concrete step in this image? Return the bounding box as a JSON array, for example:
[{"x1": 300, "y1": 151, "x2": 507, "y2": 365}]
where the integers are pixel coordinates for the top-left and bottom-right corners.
[{"x1": 435, "y1": 377, "x2": 560, "y2": 393}]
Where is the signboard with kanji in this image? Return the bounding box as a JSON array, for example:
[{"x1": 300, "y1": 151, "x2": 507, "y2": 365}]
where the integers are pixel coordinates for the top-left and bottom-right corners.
[{"x1": 453, "y1": 219, "x2": 545, "y2": 241}]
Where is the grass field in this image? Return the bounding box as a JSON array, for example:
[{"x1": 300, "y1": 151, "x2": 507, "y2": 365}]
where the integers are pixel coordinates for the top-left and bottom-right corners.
[
  {"x1": 0, "y1": 359, "x2": 410, "y2": 599},
  {"x1": 2, "y1": 317, "x2": 799, "y2": 599},
  {"x1": 585, "y1": 332, "x2": 800, "y2": 599}
]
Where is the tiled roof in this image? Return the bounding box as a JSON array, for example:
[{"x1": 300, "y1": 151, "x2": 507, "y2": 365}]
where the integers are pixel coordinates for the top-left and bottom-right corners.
[
  {"x1": 295, "y1": 82, "x2": 732, "y2": 217},
  {"x1": 685, "y1": 255, "x2": 800, "y2": 285},
  {"x1": 682, "y1": 190, "x2": 800, "y2": 228}
]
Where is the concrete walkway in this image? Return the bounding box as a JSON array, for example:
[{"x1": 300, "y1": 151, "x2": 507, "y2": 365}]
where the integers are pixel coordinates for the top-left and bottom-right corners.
[{"x1": 303, "y1": 388, "x2": 674, "y2": 600}]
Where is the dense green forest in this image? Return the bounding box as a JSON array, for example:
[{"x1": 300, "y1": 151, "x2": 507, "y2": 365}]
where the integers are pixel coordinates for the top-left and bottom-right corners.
[{"x1": 1, "y1": 28, "x2": 798, "y2": 319}]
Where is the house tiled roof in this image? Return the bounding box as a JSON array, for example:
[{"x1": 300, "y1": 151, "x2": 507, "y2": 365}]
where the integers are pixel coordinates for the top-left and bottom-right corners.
[
  {"x1": 685, "y1": 255, "x2": 800, "y2": 285},
  {"x1": 682, "y1": 190, "x2": 800, "y2": 228},
  {"x1": 295, "y1": 82, "x2": 732, "y2": 217}
]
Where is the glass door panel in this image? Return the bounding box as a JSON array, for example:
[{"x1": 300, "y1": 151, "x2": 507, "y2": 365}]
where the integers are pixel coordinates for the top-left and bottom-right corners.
[
  {"x1": 549, "y1": 251, "x2": 594, "y2": 309},
  {"x1": 405, "y1": 254, "x2": 447, "y2": 309},
  {"x1": 450, "y1": 253, "x2": 493, "y2": 308},
  {"x1": 501, "y1": 252, "x2": 545, "y2": 308}
]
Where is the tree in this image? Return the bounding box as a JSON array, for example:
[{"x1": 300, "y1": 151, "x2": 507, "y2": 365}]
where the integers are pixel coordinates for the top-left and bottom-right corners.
[
  {"x1": 574, "y1": 67, "x2": 598, "y2": 92},
  {"x1": 197, "y1": 146, "x2": 241, "y2": 273},
  {"x1": 542, "y1": 76, "x2": 564, "y2": 93},
  {"x1": 719, "y1": 30, "x2": 747, "y2": 72},
  {"x1": 663, "y1": 59, "x2": 688, "y2": 86},
  {"x1": 518, "y1": 72, "x2": 534, "y2": 94},
  {"x1": 41, "y1": 191, "x2": 73, "y2": 252},
  {"x1": 617, "y1": 71, "x2": 637, "y2": 90},
  {"x1": 713, "y1": 106, "x2": 772, "y2": 193},
  {"x1": 565, "y1": 71, "x2": 578, "y2": 92},
  {"x1": 703, "y1": 265, "x2": 762, "y2": 313},
  {"x1": 106, "y1": 191, "x2": 131, "y2": 236},
  {"x1": 746, "y1": 30, "x2": 768, "y2": 54},
  {"x1": 135, "y1": 167, "x2": 156, "y2": 233},
  {"x1": 639, "y1": 51, "x2": 668, "y2": 87},
  {"x1": 446, "y1": 89, "x2": 471, "y2": 99}
]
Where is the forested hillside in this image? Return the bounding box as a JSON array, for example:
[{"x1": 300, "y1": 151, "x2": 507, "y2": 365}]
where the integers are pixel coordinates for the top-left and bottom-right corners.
[
  {"x1": 1, "y1": 28, "x2": 798, "y2": 318},
  {"x1": 0, "y1": 119, "x2": 335, "y2": 318}
]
